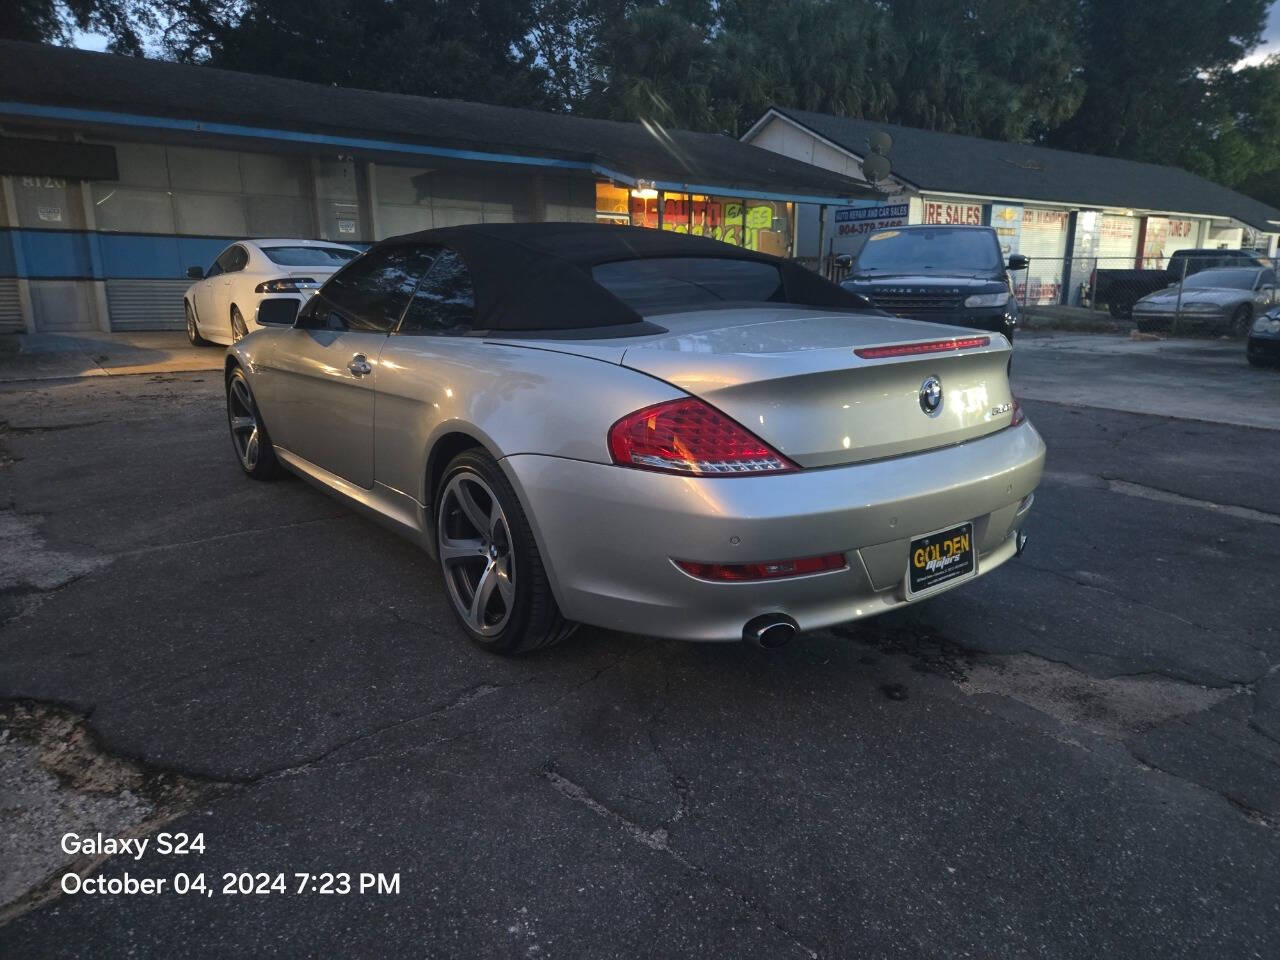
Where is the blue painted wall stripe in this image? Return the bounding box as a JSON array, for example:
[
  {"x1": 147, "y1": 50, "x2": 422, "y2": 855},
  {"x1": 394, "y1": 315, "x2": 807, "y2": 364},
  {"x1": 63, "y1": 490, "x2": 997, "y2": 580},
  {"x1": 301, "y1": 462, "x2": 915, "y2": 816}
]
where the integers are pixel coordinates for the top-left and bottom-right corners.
[{"x1": 0, "y1": 229, "x2": 231, "y2": 279}]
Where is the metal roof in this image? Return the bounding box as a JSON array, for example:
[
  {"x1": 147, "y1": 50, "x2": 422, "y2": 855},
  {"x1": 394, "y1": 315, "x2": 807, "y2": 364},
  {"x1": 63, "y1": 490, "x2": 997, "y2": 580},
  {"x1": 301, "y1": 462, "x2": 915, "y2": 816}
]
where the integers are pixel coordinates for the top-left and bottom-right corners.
[
  {"x1": 761, "y1": 107, "x2": 1280, "y2": 232},
  {"x1": 0, "y1": 41, "x2": 871, "y2": 205}
]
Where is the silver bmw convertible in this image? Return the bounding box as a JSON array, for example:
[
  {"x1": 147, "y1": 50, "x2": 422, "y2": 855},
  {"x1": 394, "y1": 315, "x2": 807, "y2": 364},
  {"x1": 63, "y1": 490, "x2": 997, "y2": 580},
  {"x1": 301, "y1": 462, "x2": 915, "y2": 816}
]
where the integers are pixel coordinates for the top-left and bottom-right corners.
[{"x1": 225, "y1": 223, "x2": 1044, "y2": 654}]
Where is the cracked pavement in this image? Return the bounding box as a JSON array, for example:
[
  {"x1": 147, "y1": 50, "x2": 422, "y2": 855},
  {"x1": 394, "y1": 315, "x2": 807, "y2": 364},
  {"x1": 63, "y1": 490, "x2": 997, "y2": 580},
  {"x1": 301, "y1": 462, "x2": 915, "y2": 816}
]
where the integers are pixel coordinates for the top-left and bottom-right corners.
[{"x1": 2, "y1": 335, "x2": 1279, "y2": 958}]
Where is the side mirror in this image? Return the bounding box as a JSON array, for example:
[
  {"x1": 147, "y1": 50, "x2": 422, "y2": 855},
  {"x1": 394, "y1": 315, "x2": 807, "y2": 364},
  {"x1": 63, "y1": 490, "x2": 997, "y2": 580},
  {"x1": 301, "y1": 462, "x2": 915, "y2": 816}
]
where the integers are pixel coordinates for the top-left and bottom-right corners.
[
  {"x1": 186, "y1": 265, "x2": 204, "y2": 280},
  {"x1": 1007, "y1": 254, "x2": 1029, "y2": 271},
  {"x1": 833, "y1": 254, "x2": 852, "y2": 270},
  {"x1": 293, "y1": 298, "x2": 318, "y2": 329}
]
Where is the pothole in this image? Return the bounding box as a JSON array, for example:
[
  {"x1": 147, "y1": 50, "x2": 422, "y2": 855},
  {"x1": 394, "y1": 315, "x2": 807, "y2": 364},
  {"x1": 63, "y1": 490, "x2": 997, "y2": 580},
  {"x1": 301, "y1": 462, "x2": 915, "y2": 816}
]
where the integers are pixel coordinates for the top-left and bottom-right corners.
[
  {"x1": 0, "y1": 702, "x2": 214, "y2": 923},
  {"x1": 961, "y1": 655, "x2": 1233, "y2": 740}
]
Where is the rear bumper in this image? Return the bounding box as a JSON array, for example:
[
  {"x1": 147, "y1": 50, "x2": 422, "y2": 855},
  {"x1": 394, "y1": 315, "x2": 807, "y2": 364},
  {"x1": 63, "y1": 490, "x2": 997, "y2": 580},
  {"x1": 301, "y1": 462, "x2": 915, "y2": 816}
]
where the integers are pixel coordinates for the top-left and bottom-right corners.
[{"x1": 502, "y1": 423, "x2": 1046, "y2": 641}]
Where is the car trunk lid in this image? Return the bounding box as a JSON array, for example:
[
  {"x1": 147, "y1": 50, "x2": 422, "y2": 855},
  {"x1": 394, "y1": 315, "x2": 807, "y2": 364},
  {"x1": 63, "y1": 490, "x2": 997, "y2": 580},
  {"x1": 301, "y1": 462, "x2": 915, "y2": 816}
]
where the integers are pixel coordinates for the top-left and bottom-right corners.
[{"x1": 616, "y1": 307, "x2": 1014, "y2": 468}]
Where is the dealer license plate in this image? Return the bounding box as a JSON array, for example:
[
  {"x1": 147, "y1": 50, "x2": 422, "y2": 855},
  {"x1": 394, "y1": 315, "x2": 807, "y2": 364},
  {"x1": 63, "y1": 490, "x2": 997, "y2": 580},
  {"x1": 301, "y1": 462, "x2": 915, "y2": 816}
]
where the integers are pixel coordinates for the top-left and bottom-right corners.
[{"x1": 906, "y1": 522, "x2": 976, "y2": 597}]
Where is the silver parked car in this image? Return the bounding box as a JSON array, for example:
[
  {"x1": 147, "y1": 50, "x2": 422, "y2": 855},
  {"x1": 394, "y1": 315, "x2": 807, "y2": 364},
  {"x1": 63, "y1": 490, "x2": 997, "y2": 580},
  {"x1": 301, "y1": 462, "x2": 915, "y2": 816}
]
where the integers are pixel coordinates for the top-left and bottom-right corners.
[
  {"x1": 1132, "y1": 266, "x2": 1277, "y2": 334},
  {"x1": 224, "y1": 224, "x2": 1044, "y2": 654}
]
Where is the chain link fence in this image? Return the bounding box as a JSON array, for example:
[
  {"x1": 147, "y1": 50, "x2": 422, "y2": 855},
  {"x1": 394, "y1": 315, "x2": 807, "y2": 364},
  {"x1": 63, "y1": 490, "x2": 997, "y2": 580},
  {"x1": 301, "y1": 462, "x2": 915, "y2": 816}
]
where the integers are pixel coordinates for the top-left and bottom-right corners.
[{"x1": 1025, "y1": 253, "x2": 1276, "y2": 336}]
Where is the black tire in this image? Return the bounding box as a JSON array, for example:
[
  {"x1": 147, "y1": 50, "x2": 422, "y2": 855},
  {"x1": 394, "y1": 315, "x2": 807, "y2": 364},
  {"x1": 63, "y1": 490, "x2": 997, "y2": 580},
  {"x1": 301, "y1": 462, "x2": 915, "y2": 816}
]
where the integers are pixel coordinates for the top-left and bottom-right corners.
[
  {"x1": 186, "y1": 301, "x2": 212, "y2": 346},
  {"x1": 1133, "y1": 319, "x2": 1155, "y2": 333},
  {"x1": 1229, "y1": 304, "x2": 1252, "y2": 336},
  {"x1": 230, "y1": 305, "x2": 249, "y2": 342},
  {"x1": 225, "y1": 366, "x2": 281, "y2": 480},
  {"x1": 435, "y1": 449, "x2": 576, "y2": 655},
  {"x1": 1107, "y1": 300, "x2": 1132, "y2": 320}
]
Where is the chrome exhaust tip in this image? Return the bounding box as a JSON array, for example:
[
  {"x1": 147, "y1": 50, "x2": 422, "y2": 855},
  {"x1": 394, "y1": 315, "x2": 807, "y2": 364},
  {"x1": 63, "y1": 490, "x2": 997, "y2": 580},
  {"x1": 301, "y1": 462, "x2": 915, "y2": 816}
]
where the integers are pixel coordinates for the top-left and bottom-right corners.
[
  {"x1": 1015, "y1": 529, "x2": 1029, "y2": 558},
  {"x1": 743, "y1": 613, "x2": 799, "y2": 649}
]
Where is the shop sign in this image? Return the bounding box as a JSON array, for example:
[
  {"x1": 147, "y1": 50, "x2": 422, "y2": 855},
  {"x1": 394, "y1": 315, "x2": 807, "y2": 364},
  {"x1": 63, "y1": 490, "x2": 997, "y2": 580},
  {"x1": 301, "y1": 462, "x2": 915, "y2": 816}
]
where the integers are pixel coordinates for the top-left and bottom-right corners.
[
  {"x1": 922, "y1": 200, "x2": 985, "y2": 225},
  {"x1": 990, "y1": 203, "x2": 1022, "y2": 255},
  {"x1": 832, "y1": 202, "x2": 909, "y2": 238}
]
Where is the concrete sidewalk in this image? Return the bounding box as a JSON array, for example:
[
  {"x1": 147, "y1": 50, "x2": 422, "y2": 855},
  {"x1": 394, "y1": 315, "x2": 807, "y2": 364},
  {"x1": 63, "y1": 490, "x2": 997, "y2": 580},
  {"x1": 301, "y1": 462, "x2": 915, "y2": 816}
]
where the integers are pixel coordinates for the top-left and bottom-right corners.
[{"x1": 0, "y1": 332, "x2": 224, "y2": 382}]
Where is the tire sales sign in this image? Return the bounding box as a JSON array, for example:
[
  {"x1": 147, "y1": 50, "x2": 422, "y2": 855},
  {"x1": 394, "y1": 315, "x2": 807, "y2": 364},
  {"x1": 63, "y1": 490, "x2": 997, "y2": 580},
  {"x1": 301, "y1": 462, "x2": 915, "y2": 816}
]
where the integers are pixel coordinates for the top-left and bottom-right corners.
[{"x1": 923, "y1": 201, "x2": 985, "y2": 225}]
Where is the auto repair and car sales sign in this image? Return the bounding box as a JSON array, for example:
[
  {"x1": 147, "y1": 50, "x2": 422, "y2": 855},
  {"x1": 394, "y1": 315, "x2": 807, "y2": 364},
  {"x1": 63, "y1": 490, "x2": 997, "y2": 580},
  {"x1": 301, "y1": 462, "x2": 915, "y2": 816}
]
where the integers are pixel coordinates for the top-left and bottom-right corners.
[{"x1": 834, "y1": 202, "x2": 910, "y2": 238}]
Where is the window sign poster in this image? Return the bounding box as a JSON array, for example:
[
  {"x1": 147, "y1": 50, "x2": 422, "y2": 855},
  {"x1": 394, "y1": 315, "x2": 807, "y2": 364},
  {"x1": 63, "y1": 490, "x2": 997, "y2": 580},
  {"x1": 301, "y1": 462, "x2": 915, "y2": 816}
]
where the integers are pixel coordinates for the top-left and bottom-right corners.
[{"x1": 990, "y1": 203, "x2": 1022, "y2": 255}]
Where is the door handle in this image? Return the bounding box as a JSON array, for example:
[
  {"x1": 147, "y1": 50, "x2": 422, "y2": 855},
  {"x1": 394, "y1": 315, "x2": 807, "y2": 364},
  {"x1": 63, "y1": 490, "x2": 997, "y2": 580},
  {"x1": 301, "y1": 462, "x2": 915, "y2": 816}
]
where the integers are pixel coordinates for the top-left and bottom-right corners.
[{"x1": 348, "y1": 354, "x2": 372, "y2": 377}]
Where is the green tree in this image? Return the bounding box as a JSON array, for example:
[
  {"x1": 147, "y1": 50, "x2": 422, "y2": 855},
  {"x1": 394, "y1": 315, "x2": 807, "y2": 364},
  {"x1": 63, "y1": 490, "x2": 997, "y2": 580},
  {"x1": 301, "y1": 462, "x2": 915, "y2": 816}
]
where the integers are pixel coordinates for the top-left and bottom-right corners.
[
  {"x1": 157, "y1": 0, "x2": 559, "y2": 107},
  {"x1": 1046, "y1": 0, "x2": 1269, "y2": 165},
  {"x1": 2, "y1": 0, "x2": 151, "y2": 53}
]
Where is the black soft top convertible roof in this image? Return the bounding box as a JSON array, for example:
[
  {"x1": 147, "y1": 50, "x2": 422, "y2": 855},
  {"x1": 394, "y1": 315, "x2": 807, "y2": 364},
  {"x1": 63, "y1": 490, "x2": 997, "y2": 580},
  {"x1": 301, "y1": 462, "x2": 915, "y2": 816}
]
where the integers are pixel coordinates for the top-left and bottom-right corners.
[{"x1": 377, "y1": 222, "x2": 868, "y2": 334}]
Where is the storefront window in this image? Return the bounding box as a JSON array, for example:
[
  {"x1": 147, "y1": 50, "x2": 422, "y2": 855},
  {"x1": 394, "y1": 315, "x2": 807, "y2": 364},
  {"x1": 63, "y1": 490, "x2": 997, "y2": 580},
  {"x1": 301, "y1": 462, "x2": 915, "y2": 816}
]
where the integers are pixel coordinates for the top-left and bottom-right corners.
[
  {"x1": 594, "y1": 182, "x2": 631, "y2": 225},
  {"x1": 1141, "y1": 217, "x2": 1198, "y2": 268},
  {"x1": 594, "y1": 183, "x2": 793, "y2": 255}
]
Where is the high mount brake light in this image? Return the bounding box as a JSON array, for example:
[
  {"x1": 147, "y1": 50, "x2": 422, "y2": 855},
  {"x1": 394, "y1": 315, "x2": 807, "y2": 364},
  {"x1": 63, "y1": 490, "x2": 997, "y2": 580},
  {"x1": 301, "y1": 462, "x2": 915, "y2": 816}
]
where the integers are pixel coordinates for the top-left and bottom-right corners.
[
  {"x1": 855, "y1": 336, "x2": 990, "y2": 359},
  {"x1": 675, "y1": 553, "x2": 846, "y2": 581},
  {"x1": 607, "y1": 398, "x2": 796, "y2": 475}
]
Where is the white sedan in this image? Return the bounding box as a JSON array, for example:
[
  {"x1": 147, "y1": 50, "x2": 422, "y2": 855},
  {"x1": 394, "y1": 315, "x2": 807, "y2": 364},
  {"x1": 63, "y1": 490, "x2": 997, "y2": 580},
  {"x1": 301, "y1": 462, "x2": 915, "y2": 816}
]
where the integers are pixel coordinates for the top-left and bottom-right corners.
[{"x1": 184, "y1": 238, "x2": 360, "y2": 345}]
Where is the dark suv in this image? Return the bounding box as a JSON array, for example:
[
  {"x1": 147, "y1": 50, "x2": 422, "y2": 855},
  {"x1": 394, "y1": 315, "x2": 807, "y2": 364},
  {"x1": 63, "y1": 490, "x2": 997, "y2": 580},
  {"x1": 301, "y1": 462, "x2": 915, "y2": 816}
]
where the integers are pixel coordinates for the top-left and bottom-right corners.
[
  {"x1": 1167, "y1": 248, "x2": 1273, "y2": 278},
  {"x1": 840, "y1": 225, "x2": 1025, "y2": 341}
]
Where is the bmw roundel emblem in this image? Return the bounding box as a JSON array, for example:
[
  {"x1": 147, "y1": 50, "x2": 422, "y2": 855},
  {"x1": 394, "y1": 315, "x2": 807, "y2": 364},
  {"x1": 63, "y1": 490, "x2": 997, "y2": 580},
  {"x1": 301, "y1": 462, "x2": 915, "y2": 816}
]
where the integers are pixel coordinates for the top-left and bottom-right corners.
[{"x1": 919, "y1": 376, "x2": 943, "y2": 416}]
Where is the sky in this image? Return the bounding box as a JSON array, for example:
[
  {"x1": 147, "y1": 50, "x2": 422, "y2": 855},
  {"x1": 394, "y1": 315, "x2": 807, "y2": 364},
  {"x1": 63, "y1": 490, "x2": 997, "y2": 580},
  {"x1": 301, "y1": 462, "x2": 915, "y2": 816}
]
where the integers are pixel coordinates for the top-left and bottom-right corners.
[
  {"x1": 74, "y1": 1, "x2": 1280, "y2": 66},
  {"x1": 1238, "y1": 0, "x2": 1280, "y2": 67}
]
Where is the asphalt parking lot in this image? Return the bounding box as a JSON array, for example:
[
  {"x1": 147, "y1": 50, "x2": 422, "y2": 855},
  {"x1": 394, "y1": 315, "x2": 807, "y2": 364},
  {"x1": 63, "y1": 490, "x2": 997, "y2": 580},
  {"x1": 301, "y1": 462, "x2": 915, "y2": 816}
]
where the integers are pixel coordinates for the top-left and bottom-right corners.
[{"x1": 2, "y1": 331, "x2": 1279, "y2": 957}]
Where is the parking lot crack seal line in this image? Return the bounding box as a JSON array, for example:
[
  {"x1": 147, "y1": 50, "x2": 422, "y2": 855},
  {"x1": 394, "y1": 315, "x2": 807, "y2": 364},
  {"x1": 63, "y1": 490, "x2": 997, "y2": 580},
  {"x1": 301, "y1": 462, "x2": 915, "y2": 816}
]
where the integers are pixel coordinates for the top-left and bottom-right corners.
[
  {"x1": 540, "y1": 761, "x2": 818, "y2": 959},
  {"x1": 109, "y1": 514, "x2": 352, "y2": 559},
  {"x1": 1018, "y1": 561, "x2": 1211, "y2": 631},
  {"x1": 251, "y1": 681, "x2": 520, "y2": 782},
  {"x1": 951, "y1": 687, "x2": 1277, "y2": 829},
  {"x1": 254, "y1": 640, "x2": 667, "y2": 783},
  {"x1": 1100, "y1": 476, "x2": 1280, "y2": 525}
]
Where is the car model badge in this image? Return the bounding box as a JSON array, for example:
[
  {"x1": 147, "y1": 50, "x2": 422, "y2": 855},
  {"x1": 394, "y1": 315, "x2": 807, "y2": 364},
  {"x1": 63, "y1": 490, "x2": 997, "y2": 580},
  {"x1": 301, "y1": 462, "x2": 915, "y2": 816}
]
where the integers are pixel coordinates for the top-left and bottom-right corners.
[{"x1": 919, "y1": 376, "x2": 943, "y2": 416}]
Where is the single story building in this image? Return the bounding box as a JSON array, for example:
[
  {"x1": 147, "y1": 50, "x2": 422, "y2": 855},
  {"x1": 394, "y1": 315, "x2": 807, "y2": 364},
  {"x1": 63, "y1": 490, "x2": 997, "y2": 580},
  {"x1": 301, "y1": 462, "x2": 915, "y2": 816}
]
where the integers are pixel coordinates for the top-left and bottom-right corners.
[
  {"x1": 744, "y1": 107, "x2": 1280, "y2": 305},
  {"x1": 0, "y1": 41, "x2": 869, "y2": 333}
]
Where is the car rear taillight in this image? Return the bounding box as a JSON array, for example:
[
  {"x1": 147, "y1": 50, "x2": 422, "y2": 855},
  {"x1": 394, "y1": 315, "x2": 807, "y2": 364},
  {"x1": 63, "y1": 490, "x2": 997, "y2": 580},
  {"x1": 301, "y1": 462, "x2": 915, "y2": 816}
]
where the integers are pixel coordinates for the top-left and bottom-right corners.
[
  {"x1": 255, "y1": 277, "x2": 318, "y2": 293},
  {"x1": 1011, "y1": 396, "x2": 1027, "y2": 427},
  {"x1": 854, "y1": 336, "x2": 990, "y2": 359},
  {"x1": 607, "y1": 398, "x2": 796, "y2": 475},
  {"x1": 675, "y1": 553, "x2": 846, "y2": 581}
]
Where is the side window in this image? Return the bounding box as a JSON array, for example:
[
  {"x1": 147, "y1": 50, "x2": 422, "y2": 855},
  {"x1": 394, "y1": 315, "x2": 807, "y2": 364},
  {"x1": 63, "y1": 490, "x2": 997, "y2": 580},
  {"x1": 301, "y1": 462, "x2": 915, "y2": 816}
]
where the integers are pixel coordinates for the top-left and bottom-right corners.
[
  {"x1": 217, "y1": 245, "x2": 248, "y2": 274},
  {"x1": 1261, "y1": 269, "x2": 1276, "y2": 288},
  {"x1": 320, "y1": 245, "x2": 437, "y2": 333},
  {"x1": 206, "y1": 259, "x2": 223, "y2": 279},
  {"x1": 398, "y1": 248, "x2": 477, "y2": 335}
]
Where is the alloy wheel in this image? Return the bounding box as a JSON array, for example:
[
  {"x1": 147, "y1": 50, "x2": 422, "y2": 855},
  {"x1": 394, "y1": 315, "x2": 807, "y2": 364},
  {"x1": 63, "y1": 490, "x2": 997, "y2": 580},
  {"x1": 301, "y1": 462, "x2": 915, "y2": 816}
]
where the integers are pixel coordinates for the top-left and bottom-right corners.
[
  {"x1": 437, "y1": 472, "x2": 516, "y2": 637},
  {"x1": 227, "y1": 376, "x2": 262, "y2": 471}
]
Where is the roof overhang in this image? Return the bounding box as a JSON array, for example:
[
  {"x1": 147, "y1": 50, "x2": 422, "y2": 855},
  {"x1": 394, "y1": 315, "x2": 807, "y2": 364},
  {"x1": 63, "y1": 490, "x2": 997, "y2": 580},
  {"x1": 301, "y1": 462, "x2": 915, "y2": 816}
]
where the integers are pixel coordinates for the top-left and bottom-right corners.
[{"x1": 0, "y1": 100, "x2": 867, "y2": 208}]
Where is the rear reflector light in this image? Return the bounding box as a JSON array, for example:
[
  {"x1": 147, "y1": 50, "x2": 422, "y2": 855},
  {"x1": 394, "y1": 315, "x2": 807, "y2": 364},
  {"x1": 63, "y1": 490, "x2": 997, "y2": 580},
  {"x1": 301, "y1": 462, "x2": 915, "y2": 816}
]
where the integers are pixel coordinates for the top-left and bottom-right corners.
[
  {"x1": 855, "y1": 336, "x2": 990, "y2": 359},
  {"x1": 255, "y1": 277, "x2": 318, "y2": 293},
  {"x1": 1011, "y1": 396, "x2": 1026, "y2": 426},
  {"x1": 607, "y1": 398, "x2": 796, "y2": 475},
  {"x1": 675, "y1": 553, "x2": 846, "y2": 582}
]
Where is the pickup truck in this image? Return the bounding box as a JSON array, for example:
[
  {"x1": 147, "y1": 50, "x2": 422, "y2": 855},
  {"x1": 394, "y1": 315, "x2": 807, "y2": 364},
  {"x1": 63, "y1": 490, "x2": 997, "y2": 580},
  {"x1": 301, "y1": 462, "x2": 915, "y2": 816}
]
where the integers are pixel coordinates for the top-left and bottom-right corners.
[
  {"x1": 839, "y1": 225, "x2": 1026, "y2": 341},
  {"x1": 1092, "y1": 248, "x2": 1273, "y2": 319}
]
